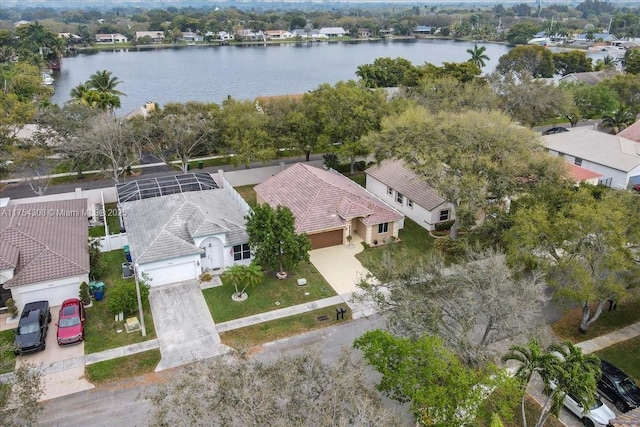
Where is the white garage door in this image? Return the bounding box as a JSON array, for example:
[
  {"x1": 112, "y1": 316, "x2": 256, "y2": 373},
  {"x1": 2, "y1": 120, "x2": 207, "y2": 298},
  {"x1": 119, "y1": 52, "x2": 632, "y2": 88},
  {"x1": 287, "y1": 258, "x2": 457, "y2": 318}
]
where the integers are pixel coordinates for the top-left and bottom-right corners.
[
  {"x1": 16, "y1": 282, "x2": 79, "y2": 308},
  {"x1": 144, "y1": 261, "x2": 196, "y2": 287}
]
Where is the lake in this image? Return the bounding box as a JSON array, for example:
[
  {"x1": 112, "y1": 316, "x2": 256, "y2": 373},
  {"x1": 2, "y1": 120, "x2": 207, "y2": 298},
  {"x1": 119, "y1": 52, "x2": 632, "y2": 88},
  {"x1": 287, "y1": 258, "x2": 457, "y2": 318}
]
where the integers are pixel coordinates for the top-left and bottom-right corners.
[{"x1": 48, "y1": 39, "x2": 607, "y2": 117}]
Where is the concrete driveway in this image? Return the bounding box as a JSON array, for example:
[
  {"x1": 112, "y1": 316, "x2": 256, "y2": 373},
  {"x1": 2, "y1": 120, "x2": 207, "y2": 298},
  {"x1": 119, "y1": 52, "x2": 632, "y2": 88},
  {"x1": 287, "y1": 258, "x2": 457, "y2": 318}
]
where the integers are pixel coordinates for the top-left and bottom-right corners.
[
  {"x1": 15, "y1": 305, "x2": 94, "y2": 401},
  {"x1": 309, "y1": 236, "x2": 378, "y2": 319},
  {"x1": 148, "y1": 280, "x2": 230, "y2": 371}
]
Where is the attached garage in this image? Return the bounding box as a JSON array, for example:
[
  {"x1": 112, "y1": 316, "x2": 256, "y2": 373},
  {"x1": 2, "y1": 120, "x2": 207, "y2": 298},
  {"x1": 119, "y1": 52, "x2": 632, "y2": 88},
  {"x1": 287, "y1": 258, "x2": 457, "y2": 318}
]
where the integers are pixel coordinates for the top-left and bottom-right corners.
[
  {"x1": 11, "y1": 274, "x2": 88, "y2": 310},
  {"x1": 138, "y1": 257, "x2": 198, "y2": 287},
  {"x1": 308, "y1": 229, "x2": 344, "y2": 249}
]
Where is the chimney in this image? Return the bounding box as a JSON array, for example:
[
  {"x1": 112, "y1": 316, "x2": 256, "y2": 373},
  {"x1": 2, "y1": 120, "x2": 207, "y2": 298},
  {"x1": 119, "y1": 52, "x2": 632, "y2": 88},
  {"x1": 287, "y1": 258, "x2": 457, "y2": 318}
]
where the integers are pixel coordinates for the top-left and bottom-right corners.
[{"x1": 217, "y1": 169, "x2": 224, "y2": 188}]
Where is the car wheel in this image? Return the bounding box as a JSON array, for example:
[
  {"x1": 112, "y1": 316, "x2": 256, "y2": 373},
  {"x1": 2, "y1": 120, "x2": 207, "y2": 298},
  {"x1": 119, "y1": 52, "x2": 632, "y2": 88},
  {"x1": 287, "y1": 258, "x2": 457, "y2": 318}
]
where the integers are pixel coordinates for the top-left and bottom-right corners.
[
  {"x1": 615, "y1": 400, "x2": 628, "y2": 412},
  {"x1": 42, "y1": 342, "x2": 46, "y2": 351},
  {"x1": 582, "y1": 418, "x2": 595, "y2": 427},
  {"x1": 47, "y1": 313, "x2": 51, "y2": 323}
]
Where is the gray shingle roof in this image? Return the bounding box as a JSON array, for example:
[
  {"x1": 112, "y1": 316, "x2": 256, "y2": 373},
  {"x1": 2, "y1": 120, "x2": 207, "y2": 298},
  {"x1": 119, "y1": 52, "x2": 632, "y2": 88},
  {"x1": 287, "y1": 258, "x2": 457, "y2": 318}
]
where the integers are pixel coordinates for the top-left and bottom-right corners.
[
  {"x1": 366, "y1": 159, "x2": 447, "y2": 211},
  {"x1": 541, "y1": 128, "x2": 640, "y2": 172},
  {"x1": 0, "y1": 199, "x2": 90, "y2": 288},
  {"x1": 254, "y1": 163, "x2": 403, "y2": 233},
  {"x1": 121, "y1": 189, "x2": 249, "y2": 264}
]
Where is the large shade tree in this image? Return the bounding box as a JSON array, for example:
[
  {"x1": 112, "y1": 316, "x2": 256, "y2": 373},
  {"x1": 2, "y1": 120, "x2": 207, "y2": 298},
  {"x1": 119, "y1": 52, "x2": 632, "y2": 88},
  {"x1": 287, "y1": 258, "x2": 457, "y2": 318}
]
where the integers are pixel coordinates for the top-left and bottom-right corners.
[
  {"x1": 356, "y1": 249, "x2": 548, "y2": 366},
  {"x1": 496, "y1": 45, "x2": 556, "y2": 78},
  {"x1": 354, "y1": 330, "x2": 518, "y2": 427},
  {"x1": 367, "y1": 107, "x2": 565, "y2": 239},
  {"x1": 245, "y1": 204, "x2": 311, "y2": 278},
  {"x1": 505, "y1": 184, "x2": 640, "y2": 332},
  {"x1": 147, "y1": 348, "x2": 404, "y2": 426},
  {"x1": 304, "y1": 80, "x2": 387, "y2": 174}
]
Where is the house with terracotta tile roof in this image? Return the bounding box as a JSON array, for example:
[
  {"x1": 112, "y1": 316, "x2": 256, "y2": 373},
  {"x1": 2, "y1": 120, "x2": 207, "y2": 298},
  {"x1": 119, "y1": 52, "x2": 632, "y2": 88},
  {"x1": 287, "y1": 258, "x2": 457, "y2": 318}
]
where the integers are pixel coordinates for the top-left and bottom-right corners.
[
  {"x1": 566, "y1": 163, "x2": 604, "y2": 185},
  {"x1": 618, "y1": 119, "x2": 640, "y2": 144},
  {"x1": 366, "y1": 160, "x2": 456, "y2": 231},
  {"x1": 254, "y1": 163, "x2": 404, "y2": 249},
  {"x1": 542, "y1": 127, "x2": 640, "y2": 189},
  {"x1": 119, "y1": 173, "x2": 251, "y2": 287},
  {"x1": 1, "y1": 199, "x2": 90, "y2": 311}
]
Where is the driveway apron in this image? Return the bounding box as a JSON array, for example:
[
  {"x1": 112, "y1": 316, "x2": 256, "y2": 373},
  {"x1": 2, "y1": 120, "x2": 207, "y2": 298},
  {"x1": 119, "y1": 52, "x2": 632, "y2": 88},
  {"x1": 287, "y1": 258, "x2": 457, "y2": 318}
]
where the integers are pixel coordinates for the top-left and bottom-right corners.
[
  {"x1": 149, "y1": 280, "x2": 230, "y2": 371},
  {"x1": 15, "y1": 305, "x2": 94, "y2": 401}
]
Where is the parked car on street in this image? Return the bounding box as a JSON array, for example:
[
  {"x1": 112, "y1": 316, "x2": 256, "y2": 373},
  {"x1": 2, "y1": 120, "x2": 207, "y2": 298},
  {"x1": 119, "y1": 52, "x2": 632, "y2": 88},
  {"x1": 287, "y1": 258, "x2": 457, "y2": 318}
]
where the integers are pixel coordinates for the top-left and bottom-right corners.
[
  {"x1": 542, "y1": 126, "x2": 569, "y2": 135},
  {"x1": 549, "y1": 380, "x2": 615, "y2": 427},
  {"x1": 598, "y1": 360, "x2": 640, "y2": 413},
  {"x1": 13, "y1": 301, "x2": 51, "y2": 355},
  {"x1": 56, "y1": 299, "x2": 85, "y2": 345}
]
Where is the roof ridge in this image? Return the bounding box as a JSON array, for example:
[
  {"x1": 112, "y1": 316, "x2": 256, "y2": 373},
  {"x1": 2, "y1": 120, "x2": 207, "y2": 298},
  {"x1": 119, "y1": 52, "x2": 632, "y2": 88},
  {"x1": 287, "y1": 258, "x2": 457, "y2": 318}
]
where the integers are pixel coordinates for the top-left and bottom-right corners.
[{"x1": 296, "y1": 165, "x2": 328, "y2": 231}]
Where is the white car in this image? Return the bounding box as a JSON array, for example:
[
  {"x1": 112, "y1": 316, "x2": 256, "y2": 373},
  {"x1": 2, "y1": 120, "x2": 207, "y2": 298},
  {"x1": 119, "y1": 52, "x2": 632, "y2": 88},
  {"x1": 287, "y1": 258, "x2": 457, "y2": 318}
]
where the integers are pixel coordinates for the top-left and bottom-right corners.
[{"x1": 550, "y1": 381, "x2": 615, "y2": 427}]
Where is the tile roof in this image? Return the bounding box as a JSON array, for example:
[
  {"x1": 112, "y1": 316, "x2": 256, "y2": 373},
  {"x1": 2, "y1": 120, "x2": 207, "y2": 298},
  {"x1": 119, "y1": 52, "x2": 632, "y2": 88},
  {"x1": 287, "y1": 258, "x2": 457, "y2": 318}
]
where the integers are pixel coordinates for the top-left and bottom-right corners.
[
  {"x1": 541, "y1": 128, "x2": 640, "y2": 172},
  {"x1": 558, "y1": 71, "x2": 606, "y2": 85},
  {"x1": 0, "y1": 199, "x2": 89, "y2": 288},
  {"x1": 366, "y1": 159, "x2": 447, "y2": 211},
  {"x1": 121, "y1": 189, "x2": 248, "y2": 264},
  {"x1": 618, "y1": 120, "x2": 640, "y2": 143},
  {"x1": 254, "y1": 163, "x2": 403, "y2": 234},
  {"x1": 566, "y1": 163, "x2": 604, "y2": 182}
]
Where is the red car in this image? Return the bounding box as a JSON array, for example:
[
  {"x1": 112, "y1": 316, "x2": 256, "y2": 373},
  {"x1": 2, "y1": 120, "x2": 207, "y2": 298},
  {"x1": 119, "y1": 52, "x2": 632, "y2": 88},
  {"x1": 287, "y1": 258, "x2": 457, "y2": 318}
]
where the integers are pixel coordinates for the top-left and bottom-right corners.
[{"x1": 56, "y1": 299, "x2": 85, "y2": 345}]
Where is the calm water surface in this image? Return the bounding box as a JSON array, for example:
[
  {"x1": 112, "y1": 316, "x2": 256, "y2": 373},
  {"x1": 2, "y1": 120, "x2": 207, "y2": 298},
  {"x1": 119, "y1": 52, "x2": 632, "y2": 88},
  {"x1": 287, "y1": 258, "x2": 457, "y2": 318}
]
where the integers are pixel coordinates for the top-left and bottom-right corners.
[{"x1": 49, "y1": 39, "x2": 607, "y2": 117}]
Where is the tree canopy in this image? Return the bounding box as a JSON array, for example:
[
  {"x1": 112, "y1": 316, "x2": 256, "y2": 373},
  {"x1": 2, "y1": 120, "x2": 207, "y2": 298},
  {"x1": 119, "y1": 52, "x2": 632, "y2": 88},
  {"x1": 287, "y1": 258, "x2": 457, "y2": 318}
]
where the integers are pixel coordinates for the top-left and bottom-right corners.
[{"x1": 245, "y1": 203, "x2": 311, "y2": 276}]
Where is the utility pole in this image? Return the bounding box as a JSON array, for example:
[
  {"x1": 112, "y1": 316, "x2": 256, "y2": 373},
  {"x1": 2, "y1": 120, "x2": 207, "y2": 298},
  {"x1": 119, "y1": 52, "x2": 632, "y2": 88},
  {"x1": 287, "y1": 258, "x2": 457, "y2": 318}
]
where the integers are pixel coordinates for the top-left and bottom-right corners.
[{"x1": 133, "y1": 263, "x2": 147, "y2": 337}]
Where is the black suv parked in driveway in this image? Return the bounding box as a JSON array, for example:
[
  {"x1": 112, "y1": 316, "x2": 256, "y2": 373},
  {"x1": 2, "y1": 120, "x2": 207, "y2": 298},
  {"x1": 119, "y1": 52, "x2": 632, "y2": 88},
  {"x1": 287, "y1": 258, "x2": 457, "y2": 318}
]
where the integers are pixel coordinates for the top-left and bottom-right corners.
[
  {"x1": 13, "y1": 301, "x2": 51, "y2": 355},
  {"x1": 598, "y1": 360, "x2": 640, "y2": 413}
]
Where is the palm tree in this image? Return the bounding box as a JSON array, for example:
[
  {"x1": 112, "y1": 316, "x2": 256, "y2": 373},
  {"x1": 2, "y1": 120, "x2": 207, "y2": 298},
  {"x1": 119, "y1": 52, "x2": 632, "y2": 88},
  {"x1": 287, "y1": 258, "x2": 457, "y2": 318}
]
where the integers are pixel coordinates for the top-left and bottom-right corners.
[
  {"x1": 466, "y1": 44, "x2": 490, "y2": 69},
  {"x1": 594, "y1": 54, "x2": 619, "y2": 71},
  {"x1": 69, "y1": 82, "x2": 92, "y2": 105},
  {"x1": 601, "y1": 106, "x2": 636, "y2": 134},
  {"x1": 87, "y1": 70, "x2": 125, "y2": 95},
  {"x1": 502, "y1": 340, "x2": 555, "y2": 427},
  {"x1": 221, "y1": 262, "x2": 263, "y2": 300}
]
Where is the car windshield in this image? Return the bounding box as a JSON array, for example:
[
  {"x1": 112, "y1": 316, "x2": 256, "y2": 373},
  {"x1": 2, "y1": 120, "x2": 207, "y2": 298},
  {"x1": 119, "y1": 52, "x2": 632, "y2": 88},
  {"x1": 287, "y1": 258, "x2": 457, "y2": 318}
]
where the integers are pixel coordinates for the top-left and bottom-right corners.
[
  {"x1": 18, "y1": 324, "x2": 39, "y2": 335},
  {"x1": 59, "y1": 316, "x2": 80, "y2": 328},
  {"x1": 589, "y1": 398, "x2": 605, "y2": 410},
  {"x1": 618, "y1": 378, "x2": 639, "y2": 393}
]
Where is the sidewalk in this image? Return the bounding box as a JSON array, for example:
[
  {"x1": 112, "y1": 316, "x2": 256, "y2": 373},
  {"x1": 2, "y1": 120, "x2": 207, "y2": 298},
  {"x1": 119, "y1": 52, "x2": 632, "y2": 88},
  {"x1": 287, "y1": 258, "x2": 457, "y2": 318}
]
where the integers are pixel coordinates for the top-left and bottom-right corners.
[{"x1": 576, "y1": 321, "x2": 640, "y2": 354}]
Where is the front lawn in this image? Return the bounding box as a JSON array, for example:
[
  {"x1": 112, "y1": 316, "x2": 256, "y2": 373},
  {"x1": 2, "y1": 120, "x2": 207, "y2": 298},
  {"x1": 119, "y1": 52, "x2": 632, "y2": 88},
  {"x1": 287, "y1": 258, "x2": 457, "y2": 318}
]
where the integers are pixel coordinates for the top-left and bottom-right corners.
[
  {"x1": 86, "y1": 349, "x2": 161, "y2": 384},
  {"x1": 219, "y1": 304, "x2": 351, "y2": 350},
  {"x1": 356, "y1": 218, "x2": 439, "y2": 273},
  {"x1": 595, "y1": 336, "x2": 640, "y2": 384},
  {"x1": 202, "y1": 261, "x2": 336, "y2": 323},
  {"x1": 0, "y1": 329, "x2": 16, "y2": 374},
  {"x1": 84, "y1": 250, "x2": 156, "y2": 354},
  {"x1": 551, "y1": 293, "x2": 640, "y2": 343}
]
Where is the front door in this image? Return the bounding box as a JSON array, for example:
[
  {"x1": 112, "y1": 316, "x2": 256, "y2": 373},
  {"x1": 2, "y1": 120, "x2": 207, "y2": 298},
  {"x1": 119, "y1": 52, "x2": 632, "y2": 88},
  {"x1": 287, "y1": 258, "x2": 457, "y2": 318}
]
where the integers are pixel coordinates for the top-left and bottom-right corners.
[{"x1": 200, "y1": 237, "x2": 223, "y2": 271}]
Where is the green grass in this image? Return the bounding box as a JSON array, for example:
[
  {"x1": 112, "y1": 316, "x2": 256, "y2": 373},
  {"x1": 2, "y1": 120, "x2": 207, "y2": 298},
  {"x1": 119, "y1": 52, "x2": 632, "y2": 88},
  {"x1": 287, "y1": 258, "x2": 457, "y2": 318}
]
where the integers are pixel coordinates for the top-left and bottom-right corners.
[
  {"x1": 595, "y1": 336, "x2": 640, "y2": 384},
  {"x1": 348, "y1": 171, "x2": 367, "y2": 187},
  {"x1": 233, "y1": 185, "x2": 257, "y2": 207},
  {"x1": 551, "y1": 293, "x2": 640, "y2": 343},
  {"x1": 89, "y1": 225, "x2": 106, "y2": 238},
  {"x1": 104, "y1": 202, "x2": 122, "y2": 234},
  {"x1": 220, "y1": 304, "x2": 351, "y2": 350},
  {"x1": 202, "y1": 261, "x2": 336, "y2": 323},
  {"x1": 86, "y1": 349, "x2": 161, "y2": 383},
  {"x1": 83, "y1": 250, "x2": 156, "y2": 354},
  {"x1": 0, "y1": 329, "x2": 16, "y2": 374},
  {"x1": 355, "y1": 218, "x2": 438, "y2": 273}
]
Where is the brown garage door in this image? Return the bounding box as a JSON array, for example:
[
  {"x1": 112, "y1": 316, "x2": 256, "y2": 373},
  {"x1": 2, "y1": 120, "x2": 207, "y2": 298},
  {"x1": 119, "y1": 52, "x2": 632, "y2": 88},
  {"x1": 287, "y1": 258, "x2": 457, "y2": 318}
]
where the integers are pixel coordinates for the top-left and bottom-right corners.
[{"x1": 309, "y1": 230, "x2": 343, "y2": 249}]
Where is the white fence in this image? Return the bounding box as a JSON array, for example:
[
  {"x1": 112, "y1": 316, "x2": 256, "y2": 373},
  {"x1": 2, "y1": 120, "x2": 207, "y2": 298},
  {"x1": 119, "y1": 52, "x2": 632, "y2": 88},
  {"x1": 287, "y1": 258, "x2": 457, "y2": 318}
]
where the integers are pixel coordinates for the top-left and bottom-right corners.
[{"x1": 97, "y1": 233, "x2": 129, "y2": 253}]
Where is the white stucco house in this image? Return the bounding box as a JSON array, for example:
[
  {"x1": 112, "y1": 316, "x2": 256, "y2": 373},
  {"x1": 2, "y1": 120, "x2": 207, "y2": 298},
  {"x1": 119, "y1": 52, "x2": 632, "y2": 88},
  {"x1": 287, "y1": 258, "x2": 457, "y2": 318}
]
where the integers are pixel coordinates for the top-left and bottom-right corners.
[
  {"x1": 1, "y1": 199, "x2": 90, "y2": 311},
  {"x1": 365, "y1": 159, "x2": 456, "y2": 231},
  {"x1": 319, "y1": 27, "x2": 347, "y2": 37},
  {"x1": 541, "y1": 127, "x2": 640, "y2": 190},
  {"x1": 118, "y1": 173, "x2": 251, "y2": 287}
]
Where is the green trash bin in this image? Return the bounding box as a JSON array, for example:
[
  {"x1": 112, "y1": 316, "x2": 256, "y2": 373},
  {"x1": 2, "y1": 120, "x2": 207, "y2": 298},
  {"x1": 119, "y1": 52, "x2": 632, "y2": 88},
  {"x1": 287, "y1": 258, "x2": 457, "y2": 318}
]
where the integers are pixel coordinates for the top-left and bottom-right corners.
[{"x1": 198, "y1": 161, "x2": 203, "y2": 169}]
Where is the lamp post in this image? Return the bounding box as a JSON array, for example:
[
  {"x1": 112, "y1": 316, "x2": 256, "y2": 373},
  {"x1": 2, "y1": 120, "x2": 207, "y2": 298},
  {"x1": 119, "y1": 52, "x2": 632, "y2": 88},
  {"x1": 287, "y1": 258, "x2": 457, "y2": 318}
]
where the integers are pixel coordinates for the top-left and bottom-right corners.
[{"x1": 133, "y1": 262, "x2": 147, "y2": 337}]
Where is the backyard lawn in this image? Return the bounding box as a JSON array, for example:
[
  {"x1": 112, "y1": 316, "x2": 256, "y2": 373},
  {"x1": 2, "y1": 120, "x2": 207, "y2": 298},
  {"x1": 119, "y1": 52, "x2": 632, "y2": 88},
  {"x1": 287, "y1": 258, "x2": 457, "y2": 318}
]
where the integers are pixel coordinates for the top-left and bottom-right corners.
[
  {"x1": 220, "y1": 304, "x2": 351, "y2": 350},
  {"x1": 202, "y1": 261, "x2": 336, "y2": 323},
  {"x1": 595, "y1": 336, "x2": 640, "y2": 384},
  {"x1": 83, "y1": 250, "x2": 156, "y2": 354},
  {"x1": 0, "y1": 329, "x2": 15, "y2": 374},
  {"x1": 233, "y1": 184, "x2": 257, "y2": 207},
  {"x1": 551, "y1": 293, "x2": 640, "y2": 343}
]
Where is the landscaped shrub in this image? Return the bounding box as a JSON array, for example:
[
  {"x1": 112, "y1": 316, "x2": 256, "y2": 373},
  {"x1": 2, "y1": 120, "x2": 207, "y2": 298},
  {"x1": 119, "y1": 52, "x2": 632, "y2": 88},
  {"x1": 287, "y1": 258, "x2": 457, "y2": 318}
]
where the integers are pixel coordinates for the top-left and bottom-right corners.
[
  {"x1": 79, "y1": 282, "x2": 91, "y2": 306},
  {"x1": 107, "y1": 280, "x2": 150, "y2": 316},
  {"x1": 434, "y1": 237, "x2": 466, "y2": 258},
  {"x1": 5, "y1": 298, "x2": 18, "y2": 318},
  {"x1": 435, "y1": 220, "x2": 455, "y2": 232}
]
